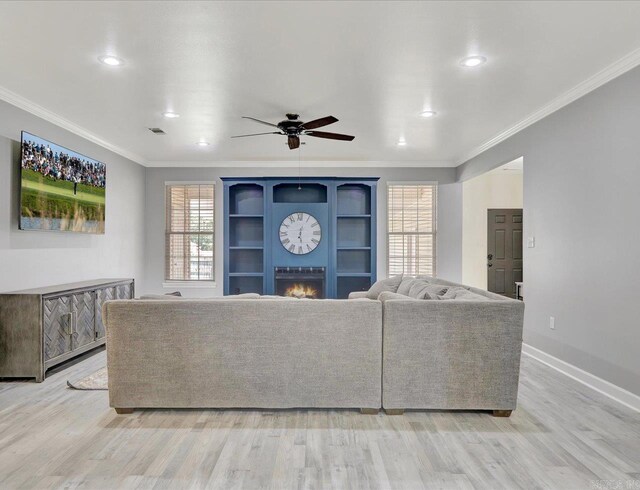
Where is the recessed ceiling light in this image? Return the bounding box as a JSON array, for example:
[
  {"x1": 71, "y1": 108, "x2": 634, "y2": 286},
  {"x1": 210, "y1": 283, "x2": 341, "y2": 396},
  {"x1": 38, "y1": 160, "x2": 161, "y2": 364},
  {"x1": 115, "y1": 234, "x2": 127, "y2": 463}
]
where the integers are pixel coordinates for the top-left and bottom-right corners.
[
  {"x1": 460, "y1": 55, "x2": 487, "y2": 68},
  {"x1": 420, "y1": 110, "x2": 437, "y2": 118},
  {"x1": 162, "y1": 112, "x2": 180, "y2": 119},
  {"x1": 196, "y1": 141, "x2": 210, "y2": 147},
  {"x1": 397, "y1": 138, "x2": 407, "y2": 147},
  {"x1": 98, "y1": 55, "x2": 124, "y2": 66}
]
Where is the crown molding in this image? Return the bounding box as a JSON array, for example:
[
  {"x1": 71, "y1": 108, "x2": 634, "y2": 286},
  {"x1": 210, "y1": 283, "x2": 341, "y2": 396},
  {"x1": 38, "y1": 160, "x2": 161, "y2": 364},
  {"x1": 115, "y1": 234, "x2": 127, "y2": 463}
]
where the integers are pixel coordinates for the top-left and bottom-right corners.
[
  {"x1": 0, "y1": 85, "x2": 148, "y2": 166},
  {"x1": 143, "y1": 159, "x2": 456, "y2": 168},
  {"x1": 456, "y1": 46, "x2": 640, "y2": 166}
]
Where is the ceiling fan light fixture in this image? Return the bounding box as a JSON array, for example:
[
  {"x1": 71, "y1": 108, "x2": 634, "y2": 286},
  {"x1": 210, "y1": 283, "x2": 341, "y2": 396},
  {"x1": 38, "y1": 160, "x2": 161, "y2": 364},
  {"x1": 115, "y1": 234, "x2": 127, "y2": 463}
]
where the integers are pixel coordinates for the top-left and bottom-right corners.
[
  {"x1": 397, "y1": 138, "x2": 407, "y2": 147},
  {"x1": 420, "y1": 110, "x2": 437, "y2": 118},
  {"x1": 162, "y1": 112, "x2": 180, "y2": 119},
  {"x1": 196, "y1": 140, "x2": 210, "y2": 147},
  {"x1": 460, "y1": 55, "x2": 487, "y2": 68}
]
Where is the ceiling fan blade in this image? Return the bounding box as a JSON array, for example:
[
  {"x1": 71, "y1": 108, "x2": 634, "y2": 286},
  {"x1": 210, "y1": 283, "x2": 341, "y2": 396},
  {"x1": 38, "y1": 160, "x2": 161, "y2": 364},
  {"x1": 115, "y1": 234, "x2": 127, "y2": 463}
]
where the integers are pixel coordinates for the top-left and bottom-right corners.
[
  {"x1": 304, "y1": 130, "x2": 355, "y2": 141},
  {"x1": 300, "y1": 116, "x2": 338, "y2": 130},
  {"x1": 288, "y1": 135, "x2": 300, "y2": 150},
  {"x1": 231, "y1": 131, "x2": 282, "y2": 138},
  {"x1": 241, "y1": 116, "x2": 280, "y2": 128}
]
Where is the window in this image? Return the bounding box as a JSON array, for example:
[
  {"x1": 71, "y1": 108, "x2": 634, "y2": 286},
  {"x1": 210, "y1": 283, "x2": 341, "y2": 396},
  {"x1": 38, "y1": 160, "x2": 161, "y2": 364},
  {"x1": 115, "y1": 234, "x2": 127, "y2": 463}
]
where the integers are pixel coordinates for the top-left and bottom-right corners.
[
  {"x1": 388, "y1": 183, "x2": 437, "y2": 276},
  {"x1": 165, "y1": 183, "x2": 215, "y2": 281}
]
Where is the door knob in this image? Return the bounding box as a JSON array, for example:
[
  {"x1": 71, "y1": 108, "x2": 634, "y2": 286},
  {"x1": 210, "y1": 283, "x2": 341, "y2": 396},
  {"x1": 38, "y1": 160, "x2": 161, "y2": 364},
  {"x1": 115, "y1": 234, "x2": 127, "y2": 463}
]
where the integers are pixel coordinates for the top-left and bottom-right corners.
[
  {"x1": 487, "y1": 263, "x2": 493, "y2": 268},
  {"x1": 487, "y1": 254, "x2": 493, "y2": 260}
]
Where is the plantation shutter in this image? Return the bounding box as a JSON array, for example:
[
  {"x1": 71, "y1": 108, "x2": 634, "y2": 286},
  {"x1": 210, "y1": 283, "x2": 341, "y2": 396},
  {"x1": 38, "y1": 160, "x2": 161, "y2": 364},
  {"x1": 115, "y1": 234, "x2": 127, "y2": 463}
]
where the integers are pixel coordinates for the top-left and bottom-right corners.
[
  {"x1": 165, "y1": 184, "x2": 215, "y2": 281},
  {"x1": 387, "y1": 183, "x2": 437, "y2": 276}
]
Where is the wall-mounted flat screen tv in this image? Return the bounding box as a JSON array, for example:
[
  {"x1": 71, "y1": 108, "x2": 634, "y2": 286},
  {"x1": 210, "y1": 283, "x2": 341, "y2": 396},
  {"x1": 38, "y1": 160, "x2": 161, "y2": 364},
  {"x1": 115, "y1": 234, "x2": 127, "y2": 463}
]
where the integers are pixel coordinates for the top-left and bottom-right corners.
[{"x1": 19, "y1": 131, "x2": 106, "y2": 234}]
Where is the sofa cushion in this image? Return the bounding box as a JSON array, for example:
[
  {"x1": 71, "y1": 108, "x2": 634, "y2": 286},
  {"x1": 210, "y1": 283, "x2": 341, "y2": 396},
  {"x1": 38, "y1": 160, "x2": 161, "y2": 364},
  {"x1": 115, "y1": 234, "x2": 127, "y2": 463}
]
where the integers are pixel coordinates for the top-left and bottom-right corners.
[
  {"x1": 378, "y1": 291, "x2": 412, "y2": 302},
  {"x1": 259, "y1": 295, "x2": 298, "y2": 300},
  {"x1": 139, "y1": 293, "x2": 185, "y2": 300},
  {"x1": 443, "y1": 288, "x2": 492, "y2": 301},
  {"x1": 365, "y1": 275, "x2": 403, "y2": 299}
]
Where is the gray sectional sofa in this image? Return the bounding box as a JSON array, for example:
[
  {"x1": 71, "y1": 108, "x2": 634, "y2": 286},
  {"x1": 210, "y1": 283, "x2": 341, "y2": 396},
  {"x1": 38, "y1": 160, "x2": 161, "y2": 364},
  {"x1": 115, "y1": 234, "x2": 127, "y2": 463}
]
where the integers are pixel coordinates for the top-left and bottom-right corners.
[
  {"x1": 104, "y1": 297, "x2": 382, "y2": 413},
  {"x1": 350, "y1": 277, "x2": 525, "y2": 416},
  {"x1": 103, "y1": 276, "x2": 523, "y2": 416}
]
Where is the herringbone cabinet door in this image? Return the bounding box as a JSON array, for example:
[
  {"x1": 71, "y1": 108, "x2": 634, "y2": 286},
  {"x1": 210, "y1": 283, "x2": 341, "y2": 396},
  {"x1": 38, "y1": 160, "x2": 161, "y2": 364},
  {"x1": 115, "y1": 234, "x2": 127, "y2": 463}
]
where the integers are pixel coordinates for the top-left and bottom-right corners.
[
  {"x1": 72, "y1": 292, "x2": 95, "y2": 349},
  {"x1": 116, "y1": 284, "x2": 132, "y2": 300},
  {"x1": 95, "y1": 287, "x2": 115, "y2": 339},
  {"x1": 43, "y1": 296, "x2": 72, "y2": 361}
]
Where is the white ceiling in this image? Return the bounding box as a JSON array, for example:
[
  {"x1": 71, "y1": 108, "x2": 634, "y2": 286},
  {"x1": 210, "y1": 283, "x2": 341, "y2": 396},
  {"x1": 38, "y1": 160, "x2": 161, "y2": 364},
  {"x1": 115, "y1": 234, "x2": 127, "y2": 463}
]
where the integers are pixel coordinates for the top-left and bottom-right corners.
[{"x1": 1, "y1": 1, "x2": 640, "y2": 167}]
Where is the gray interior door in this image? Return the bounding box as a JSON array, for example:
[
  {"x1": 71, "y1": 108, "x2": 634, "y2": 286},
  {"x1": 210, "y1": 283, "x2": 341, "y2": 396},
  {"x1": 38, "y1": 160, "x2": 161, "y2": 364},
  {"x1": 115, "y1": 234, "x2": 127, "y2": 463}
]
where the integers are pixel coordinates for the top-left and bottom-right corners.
[{"x1": 487, "y1": 209, "x2": 523, "y2": 298}]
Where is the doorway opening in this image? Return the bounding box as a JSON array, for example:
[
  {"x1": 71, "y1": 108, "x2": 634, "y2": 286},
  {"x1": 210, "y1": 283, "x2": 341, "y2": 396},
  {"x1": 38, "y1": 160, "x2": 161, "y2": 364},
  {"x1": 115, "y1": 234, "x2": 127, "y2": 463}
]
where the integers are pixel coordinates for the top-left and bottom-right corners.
[{"x1": 462, "y1": 157, "x2": 524, "y2": 299}]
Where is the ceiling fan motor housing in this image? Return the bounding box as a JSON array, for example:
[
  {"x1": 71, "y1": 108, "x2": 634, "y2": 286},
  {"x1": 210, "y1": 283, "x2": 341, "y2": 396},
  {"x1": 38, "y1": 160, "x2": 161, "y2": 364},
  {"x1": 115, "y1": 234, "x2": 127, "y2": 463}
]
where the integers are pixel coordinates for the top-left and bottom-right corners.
[{"x1": 279, "y1": 114, "x2": 304, "y2": 134}]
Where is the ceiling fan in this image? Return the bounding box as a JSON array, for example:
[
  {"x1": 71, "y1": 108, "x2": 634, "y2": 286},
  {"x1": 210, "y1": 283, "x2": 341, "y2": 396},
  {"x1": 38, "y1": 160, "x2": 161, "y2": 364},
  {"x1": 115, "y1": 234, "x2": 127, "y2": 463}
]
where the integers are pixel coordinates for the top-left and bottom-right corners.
[{"x1": 231, "y1": 113, "x2": 355, "y2": 149}]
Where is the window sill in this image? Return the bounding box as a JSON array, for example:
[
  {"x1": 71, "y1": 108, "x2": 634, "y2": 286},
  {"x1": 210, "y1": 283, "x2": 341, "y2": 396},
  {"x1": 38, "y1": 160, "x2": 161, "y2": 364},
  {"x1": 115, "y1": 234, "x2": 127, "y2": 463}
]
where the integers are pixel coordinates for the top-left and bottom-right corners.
[{"x1": 162, "y1": 281, "x2": 217, "y2": 289}]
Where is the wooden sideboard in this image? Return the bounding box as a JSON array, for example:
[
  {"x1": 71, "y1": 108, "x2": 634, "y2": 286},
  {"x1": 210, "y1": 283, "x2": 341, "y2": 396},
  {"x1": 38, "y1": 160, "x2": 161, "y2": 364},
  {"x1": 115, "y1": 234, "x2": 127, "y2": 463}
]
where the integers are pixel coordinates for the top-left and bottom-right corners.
[{"x1": 0, "y1": 278, "x2": 134, "y2": 382}]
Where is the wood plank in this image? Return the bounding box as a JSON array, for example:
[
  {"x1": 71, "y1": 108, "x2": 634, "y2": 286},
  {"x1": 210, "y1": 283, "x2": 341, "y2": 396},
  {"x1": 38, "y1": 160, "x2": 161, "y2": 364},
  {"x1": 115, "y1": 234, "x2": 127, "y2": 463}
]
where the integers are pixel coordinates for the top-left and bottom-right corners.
[{"x1": 0, "y1": 351, "x2": 639, "y2": 489}]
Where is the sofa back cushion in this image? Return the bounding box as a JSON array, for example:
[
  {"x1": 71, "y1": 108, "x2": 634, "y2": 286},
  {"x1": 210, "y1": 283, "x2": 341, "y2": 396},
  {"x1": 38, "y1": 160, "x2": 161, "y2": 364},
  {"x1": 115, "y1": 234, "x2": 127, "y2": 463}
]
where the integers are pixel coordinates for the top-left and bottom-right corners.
[{"x1": 366, "y1": 275, "x2": 403, "y2": 299}]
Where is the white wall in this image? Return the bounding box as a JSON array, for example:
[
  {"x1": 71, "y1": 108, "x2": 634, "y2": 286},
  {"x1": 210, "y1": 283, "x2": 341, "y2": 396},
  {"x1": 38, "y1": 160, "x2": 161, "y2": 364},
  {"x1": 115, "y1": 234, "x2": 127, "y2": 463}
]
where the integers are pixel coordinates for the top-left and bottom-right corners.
[
  {"x1": 457, "y1": 65, "x2": 640, "y2": 397},
  {"x1": 143, "y1": 166, "x2": 462, "y2": 297},
  {"x1": 0, "y1": 100, "x2": 146, "y2": 293},
  {"x1": 462, "y1": 170, "x2": 523, "y2": 288}
]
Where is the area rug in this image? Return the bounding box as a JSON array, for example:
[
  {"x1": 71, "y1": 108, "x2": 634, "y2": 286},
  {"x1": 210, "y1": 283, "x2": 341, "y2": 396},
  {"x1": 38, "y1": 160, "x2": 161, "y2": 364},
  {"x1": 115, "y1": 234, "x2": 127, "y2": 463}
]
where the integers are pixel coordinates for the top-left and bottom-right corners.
[{"x1": 67, "y1": 367, "x2": 108, "y2": 390}]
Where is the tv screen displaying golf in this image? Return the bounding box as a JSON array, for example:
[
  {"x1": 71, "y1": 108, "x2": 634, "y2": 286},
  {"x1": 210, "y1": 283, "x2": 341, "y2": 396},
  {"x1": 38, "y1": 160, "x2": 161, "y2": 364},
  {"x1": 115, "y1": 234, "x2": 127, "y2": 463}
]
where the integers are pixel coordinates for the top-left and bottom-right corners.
[{"x1": 20, "y1": 131, "x2": 106, "y2": 234}]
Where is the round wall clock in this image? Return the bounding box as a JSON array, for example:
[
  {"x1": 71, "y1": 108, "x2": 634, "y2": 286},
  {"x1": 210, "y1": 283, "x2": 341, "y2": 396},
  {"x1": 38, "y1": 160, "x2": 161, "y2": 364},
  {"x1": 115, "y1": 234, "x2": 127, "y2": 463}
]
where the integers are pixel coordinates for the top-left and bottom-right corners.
[{"x1": 279, "y1": 212, "x2": 322, "y2": 255}]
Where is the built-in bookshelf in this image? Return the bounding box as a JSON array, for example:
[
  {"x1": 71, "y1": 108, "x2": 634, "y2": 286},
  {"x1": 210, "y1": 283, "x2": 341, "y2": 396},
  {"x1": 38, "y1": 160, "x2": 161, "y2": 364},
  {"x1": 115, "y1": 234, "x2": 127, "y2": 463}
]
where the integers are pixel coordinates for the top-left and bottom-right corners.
[
  {"x1": 223, "y1": 178, "x2": 378, "y2": 298},
  {"x1": 335, "y1": 183, "x2": 375, "y2": 298},
  {"x1": 225, "y1": 183, "x2": 265, "y2": 295}
]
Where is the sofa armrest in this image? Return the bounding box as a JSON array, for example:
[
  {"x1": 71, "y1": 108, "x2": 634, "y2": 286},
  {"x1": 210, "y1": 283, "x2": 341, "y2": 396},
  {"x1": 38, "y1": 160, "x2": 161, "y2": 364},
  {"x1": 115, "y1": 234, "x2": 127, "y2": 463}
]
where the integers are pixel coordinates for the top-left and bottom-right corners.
[{"x1": 348, "y1": 291, "x2": 369, "y2": 299}]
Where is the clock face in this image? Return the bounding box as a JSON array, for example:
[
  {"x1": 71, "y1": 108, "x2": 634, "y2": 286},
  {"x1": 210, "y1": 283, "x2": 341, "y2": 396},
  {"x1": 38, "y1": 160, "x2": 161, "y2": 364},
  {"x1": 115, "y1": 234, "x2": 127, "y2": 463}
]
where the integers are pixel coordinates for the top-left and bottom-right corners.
[{"x1": 279, "y1": 212, "x2": 322, "y2": 255}]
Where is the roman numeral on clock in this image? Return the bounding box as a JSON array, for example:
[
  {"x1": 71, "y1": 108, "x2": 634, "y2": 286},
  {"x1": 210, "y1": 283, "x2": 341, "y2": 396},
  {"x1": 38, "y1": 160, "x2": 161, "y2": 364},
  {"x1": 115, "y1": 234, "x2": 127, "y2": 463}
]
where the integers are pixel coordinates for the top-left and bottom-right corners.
[
  {"x1": 313, "y1": 230, "x2": 321, "y2": 236},
  {"x1": 311, "y1": 238, "x2": 319, "y2": 244},
  {"x1": 282, "y1": 238, "x2": 290, "y2": 245}
]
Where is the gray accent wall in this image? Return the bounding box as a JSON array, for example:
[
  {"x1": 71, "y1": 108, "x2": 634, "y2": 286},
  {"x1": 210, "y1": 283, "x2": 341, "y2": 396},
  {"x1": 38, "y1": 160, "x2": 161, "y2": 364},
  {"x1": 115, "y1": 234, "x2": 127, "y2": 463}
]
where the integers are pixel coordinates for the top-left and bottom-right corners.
[
  {"x1": 457, "y1": 66, "x2": 640, "y2": 396},
  {"x1": 144, "y1": 166, "x2": 462, "y2": 298},
  {"x1": 0, "y1": 100, "x2": 146, "y2": 293}
]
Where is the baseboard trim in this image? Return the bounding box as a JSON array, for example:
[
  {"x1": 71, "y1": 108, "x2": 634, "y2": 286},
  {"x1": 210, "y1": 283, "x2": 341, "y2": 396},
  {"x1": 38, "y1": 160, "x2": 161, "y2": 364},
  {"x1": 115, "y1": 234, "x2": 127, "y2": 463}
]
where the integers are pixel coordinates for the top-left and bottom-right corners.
[{"x1": 522, "y1": 343, "x2": 640, "y2": 413}]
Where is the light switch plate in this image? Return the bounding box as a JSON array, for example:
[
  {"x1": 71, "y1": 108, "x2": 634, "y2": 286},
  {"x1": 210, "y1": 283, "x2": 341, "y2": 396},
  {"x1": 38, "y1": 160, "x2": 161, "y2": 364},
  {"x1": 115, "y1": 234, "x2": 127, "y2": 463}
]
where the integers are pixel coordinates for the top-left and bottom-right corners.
[
  {"x1": 528, "y1": 237, "x2": 536, "y2": 248},
  {"x1": 550, "y1": 316, "x2": 555, "y2": 330}
]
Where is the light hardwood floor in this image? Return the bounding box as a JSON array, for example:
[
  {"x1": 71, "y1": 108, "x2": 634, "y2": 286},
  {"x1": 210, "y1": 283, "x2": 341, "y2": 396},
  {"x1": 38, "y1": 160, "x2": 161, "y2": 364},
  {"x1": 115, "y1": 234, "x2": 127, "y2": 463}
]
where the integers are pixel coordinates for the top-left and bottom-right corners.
[{"x1": 1, "y1": 350, "x2": 639, "y2": 490}]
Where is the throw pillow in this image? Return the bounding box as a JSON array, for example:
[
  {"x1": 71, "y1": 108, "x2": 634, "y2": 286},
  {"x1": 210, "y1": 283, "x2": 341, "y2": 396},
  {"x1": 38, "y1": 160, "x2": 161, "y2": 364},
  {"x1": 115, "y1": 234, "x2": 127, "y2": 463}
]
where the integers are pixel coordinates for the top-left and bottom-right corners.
[
  {"x1": 406, "y1": 281, "x2": 450, "y2": 300},
  {"x1": 396, "y1": 277, "x2": 419, "y2": 296},
  {"x1": 365, "y1": 275, "x2": 403, "y2": 299},
  {"x1": 437, "y1": 286, "x2": 466, "y2": 300},
  {"x1": 139, "y1": 294, "x2": 184, "y2": 300}
]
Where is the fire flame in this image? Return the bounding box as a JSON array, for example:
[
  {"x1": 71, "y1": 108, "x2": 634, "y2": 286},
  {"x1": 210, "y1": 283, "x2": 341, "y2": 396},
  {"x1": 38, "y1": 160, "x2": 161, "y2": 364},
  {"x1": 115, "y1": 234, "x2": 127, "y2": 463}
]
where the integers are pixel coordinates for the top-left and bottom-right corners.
[{"x1": 285, "y1": 284, "x2": 319, "y2": 299}]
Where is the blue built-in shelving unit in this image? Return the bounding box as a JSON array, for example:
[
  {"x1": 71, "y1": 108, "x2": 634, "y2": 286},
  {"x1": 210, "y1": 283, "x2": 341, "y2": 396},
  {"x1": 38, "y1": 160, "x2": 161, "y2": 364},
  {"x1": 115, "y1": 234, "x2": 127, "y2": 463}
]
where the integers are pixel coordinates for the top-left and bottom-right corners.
[{"x1": 223, "y1": 177, "x2": 378, "y2": 298}]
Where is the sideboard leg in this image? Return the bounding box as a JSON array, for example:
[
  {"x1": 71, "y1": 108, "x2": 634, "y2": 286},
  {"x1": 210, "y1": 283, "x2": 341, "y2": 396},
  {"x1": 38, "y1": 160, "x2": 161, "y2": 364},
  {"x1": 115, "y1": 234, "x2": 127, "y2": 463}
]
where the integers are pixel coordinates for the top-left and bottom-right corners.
[
  {"x1": 360, "y1": 408, "x2": 379, "y2": 415},
  {"x1": 385, "y1": 409, "x2": 405, "y2": 415},
  {"x1": 114, "y1": 408, "x2": 134, "y2": 415},
  {"x1": 492, "y1": 410, "x2": 512, "y2": 417}
]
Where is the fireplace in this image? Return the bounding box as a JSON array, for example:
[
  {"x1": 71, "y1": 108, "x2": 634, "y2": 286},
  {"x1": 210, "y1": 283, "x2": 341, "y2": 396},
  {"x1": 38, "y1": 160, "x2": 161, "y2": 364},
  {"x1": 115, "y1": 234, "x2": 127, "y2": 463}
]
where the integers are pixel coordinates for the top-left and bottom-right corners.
[{"x1": 275, "y1": 267, "x2": 326, "y2": 299}]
